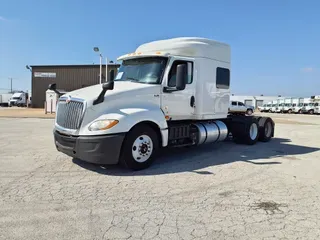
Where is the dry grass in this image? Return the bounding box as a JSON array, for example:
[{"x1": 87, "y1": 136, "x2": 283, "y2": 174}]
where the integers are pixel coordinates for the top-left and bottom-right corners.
[{"x1": 0, "y1": 107, "x2": 55, "y2": 119}]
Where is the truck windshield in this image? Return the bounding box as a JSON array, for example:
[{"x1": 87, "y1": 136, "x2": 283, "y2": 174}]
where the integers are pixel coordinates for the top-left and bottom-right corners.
[
  {"x1": 114, "y1": 57, "x2": 168, "y2": 84},
  {"x1": 12, "y1": 97, "x2": 20, "y2": 100},
  {"x1": 285, "y1": 104, "x2": 290, "y2": 107},
  {"x1": 298, "y1": 103, "x2": 303, "y2": 107},
  {"x1": 303, "y1": 103, "x2": 308, "y2": 106}
]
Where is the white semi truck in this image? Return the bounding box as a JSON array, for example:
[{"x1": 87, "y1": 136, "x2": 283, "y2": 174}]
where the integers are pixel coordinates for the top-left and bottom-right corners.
[
  {"x1": 258, "y1": 103, "x2": 271, "y2": 112},
  {"x1": 301, "y1": 96, "x2": 320, "y2": 114},
  {"x1": 271, "y1": 100, "x2": 278, "y2": 113},
  {"x1": 275, "y1": 98, "x2": 285, "y2": 113},
  {"x1": 8, "y1": 92, "x2": 29, "y2": 107},
  {"x1": 282, "y1": 98, "x2": 293, "y2": 113},
  {"x1": 49, "y1": 37, "x2": 275, "y2": 170},
  {"x1": 292, "y1": 98, "x2": 304, "y2": 114}
]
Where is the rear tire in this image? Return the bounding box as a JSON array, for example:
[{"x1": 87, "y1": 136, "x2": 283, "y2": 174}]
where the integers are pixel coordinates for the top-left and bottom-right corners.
[
  {"x1": 288, "y1": 109, "x2": 292, "y2": 114},
  {"x1": 258, "y1": 117, "x2": 274, "y2": 142},
  {"x1": 233, "y1": 118, "x2": 260, "y2": 145},
  {"x1": 309, "y1": 109, "x2": 314, "y2": 114},
  {"x1": 119, "y1": 124, "x2": 159, "y2": 171}
]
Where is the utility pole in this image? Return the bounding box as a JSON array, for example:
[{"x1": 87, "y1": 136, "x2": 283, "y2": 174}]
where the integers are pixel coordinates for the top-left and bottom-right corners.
[{"x1": 9, "y1": 77, "x2": 13, "y2": 93}]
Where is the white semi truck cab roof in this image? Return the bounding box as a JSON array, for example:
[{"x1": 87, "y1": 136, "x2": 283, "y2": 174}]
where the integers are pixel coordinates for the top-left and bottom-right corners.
[{"x1": 117, "y1": 37, "x2": 230, "y2": 63}]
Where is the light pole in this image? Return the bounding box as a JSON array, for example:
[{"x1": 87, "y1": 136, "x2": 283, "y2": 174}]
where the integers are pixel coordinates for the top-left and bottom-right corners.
[
  {"x1": 8, "y1": 77, "x2": 13, "y2": 93},
  {"x1": 26, "y1": 65, "x2": 32, "y2": 107},
  {"x1": 93, "y1": 47, "x2": 102, "y2": 84}
]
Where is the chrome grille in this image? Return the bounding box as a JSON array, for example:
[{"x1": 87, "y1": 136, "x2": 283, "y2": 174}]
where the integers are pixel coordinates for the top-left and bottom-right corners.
[{"x1": 56, "y1": 100, "x2": 84, "y2": 130}]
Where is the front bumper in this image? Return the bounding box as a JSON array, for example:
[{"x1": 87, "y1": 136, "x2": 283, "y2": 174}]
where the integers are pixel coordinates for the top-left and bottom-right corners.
[{"x1": 54, "y1": 130, "x2": 125, "y2": 165}]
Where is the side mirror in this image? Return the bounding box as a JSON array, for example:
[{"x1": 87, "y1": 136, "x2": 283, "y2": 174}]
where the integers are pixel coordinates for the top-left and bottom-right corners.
[
  {"x1": 48, "y1": 83, "x2": 56, "y2": 91},
  {"x1": 109, "y1": 70, "x2": 115, "y2": 82},
  {"x1": 48, "y1": 83, "x2": 62, "y2": 96},
  {"x1": 176, "y1": 64, "x2": 187, "y2": 90},
  {"x1": 93, "y1": 75, "x2": 115, "y2": 105},
  {"x1": 102, "y1": 81, "x2": 114, "y2": 91}
]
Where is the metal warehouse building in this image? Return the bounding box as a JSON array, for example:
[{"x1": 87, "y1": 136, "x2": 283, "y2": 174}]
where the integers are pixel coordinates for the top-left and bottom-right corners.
[{"x1": 30, "y1": 64, "x2": 120, "y2": 108}]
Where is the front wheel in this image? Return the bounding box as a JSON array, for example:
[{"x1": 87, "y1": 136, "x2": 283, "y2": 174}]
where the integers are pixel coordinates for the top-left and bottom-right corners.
[
  {"x1": 309, "y1": 109, "x2": 314, "y2": 115},
  {"x1": 119, "y1": 124, "x2": 159, "y2": 170}
]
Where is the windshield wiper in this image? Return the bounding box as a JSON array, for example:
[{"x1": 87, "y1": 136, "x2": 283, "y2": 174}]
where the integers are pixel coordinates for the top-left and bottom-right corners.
[{"x1": 126, "y1": 77, "x2": 140, "y2": 82}]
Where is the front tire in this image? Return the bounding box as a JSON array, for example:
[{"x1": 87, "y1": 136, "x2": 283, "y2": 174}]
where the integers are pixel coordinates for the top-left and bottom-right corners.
[
  {"x1": 309, "y1": 109, "x2": 314, "y2": 115},
  {"x1": 119, "y1": 124, "x2": 159, "y2": 171}
]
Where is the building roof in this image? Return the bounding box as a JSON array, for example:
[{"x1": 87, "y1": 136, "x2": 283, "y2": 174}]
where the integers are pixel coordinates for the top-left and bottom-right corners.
[
  {"x1": 118, "y1": 37, "x2": 230, "y2": 63},
  {"x1": 30, "y1": 63, "x2": 120, "y2": 68}
]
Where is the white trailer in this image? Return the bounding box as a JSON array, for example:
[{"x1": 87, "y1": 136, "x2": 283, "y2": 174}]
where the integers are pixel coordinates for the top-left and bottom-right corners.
[
  {"x1": 49, "y1": 37, "x2": 275, "y2": 170},
  {"x1": 0, "y1": 93, "x2": 13, "y2": 107}
]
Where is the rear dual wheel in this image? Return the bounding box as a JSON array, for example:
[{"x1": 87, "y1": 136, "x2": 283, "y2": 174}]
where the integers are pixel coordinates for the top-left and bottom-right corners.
[
  {"x1": 257, "y1": 117, "x2": 274, "y2": 142},
  {"x1": 232, "y1": 117, "x2": 274, "y2": 145},
  {"x1": 233, "y1": 118, "x2": 259, "y2": 145}
]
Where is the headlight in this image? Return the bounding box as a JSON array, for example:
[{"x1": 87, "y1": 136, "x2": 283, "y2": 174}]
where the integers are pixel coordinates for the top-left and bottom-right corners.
[{"x1": 88, "y1": 119, "x2": 119, "y2": 131}]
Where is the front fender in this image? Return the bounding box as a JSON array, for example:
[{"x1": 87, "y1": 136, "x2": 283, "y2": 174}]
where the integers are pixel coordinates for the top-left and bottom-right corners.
[{"x1": 79, "y1": 107, "x2": 168, "y2": 146}]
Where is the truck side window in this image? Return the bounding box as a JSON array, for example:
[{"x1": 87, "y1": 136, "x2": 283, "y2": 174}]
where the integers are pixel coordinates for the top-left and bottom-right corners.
[
  {"x1": 238, "y1": 102, "x2": 245, "y2": 106},
  {"x1": 216, "y1": 67, "x2": 230, "y2": 89},
  {"x1": 168, "y1": 61, "x2": 193, "y2": 87},
  {"x1": 231, "y1": 101, "x2": 237, "y2": 106}
]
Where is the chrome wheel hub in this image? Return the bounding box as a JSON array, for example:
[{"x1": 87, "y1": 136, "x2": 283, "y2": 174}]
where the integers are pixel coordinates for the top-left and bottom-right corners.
[
  {"x1": 132, "y1": 135, "x2": 153, "y2": 163},
  {"x1": 249, "y1": 123, "x2": 258, "y2": 140}
]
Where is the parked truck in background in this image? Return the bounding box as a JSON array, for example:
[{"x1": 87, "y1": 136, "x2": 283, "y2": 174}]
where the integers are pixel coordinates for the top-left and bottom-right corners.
[
  {"x1": 275, "y1": 98, "x2": 285, "y2": 113},
  {"x1": 8, "y1": 92, "x2": 29, "y2": 107},
  {"x1": 302, "y1": 96, "x2": 320, "y2": 114},
  {"x1": 0, "y1": 93, "x2": 13, "y2": 107},
  {"x1": 282, "y1": 98, "x2": 293, "y2": 113},
  {"x1": 258, "y1": 102, "x2": 272, "y2": 112},
  {"x1": 49, "y1": 37, "x2": 275, "y2": 170},
  {"x1": 314, "y1": 96, "x2": 320, "y2": 114},
  {"x1": 292, "y1": 98, "x2": 304, "y2": 114},
  {"x1": 229, "y1": 101, "x2": 254, "y2": 115},
  {"x1": 271, "y1": 100, "x2": 278, "y2": 113}
]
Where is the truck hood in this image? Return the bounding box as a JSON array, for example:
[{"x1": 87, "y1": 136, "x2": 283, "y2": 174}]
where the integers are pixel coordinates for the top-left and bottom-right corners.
[{"x1": 61, "y1": 81, "x2": 159, "y2": 102}]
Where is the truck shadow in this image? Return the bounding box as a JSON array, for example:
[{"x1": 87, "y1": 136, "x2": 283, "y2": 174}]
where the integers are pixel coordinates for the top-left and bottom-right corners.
[{"x1": 72, "y1": 138, "x2": 320, "y2": 176}]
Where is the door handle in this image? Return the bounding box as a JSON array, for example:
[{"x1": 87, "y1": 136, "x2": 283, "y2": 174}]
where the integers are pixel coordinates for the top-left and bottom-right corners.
[{"x1": 190, "y1": 96, "x2": 195, "y2": 107}]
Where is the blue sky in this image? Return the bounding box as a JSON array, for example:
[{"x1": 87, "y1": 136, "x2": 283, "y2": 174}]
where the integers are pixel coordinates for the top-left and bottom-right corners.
[{"x1": 0, "y1": 0, "x2": 319, "y2": 97}]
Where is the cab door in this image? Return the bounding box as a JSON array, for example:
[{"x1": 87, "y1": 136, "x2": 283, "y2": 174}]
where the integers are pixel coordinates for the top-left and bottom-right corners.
[{"x1": 161, "y1": 57, "x2": 196, "y2": 120}]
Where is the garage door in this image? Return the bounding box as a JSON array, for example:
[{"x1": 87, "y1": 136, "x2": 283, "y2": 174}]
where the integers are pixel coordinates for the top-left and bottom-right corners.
[
  {"x1": 256, "y1": 100, "x2": 264, "y2": 107},
  {"x1": 245, "y1": 100, "x2": 253, "y2": 106}
]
